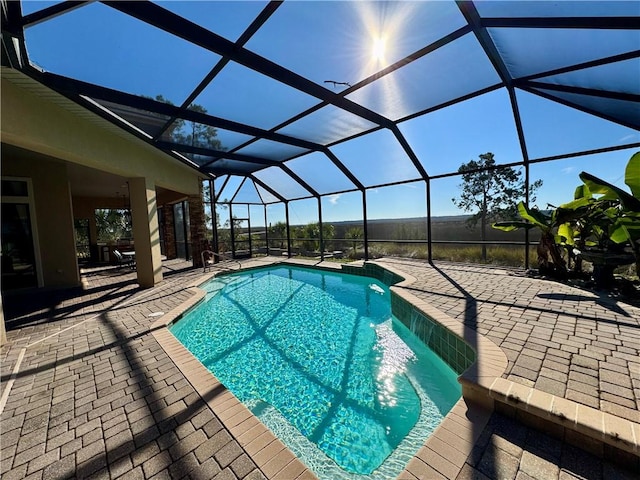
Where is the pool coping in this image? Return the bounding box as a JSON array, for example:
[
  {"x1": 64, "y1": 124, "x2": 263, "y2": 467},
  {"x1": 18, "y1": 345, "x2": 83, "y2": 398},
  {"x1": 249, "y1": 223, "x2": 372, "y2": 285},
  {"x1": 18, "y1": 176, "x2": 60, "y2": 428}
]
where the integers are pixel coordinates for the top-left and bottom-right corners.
[
  {"x1": 149, "y1": 258, "x2": 639, "y2": 479},
  {"x1": 371, "y1": 261, "x2": 639, "y2": 464}
]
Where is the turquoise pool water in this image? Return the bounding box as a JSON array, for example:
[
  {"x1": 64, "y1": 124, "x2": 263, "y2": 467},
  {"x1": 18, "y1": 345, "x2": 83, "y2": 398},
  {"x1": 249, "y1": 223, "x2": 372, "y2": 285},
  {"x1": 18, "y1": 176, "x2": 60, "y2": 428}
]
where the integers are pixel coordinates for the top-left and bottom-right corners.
[{"x1": 170, "y1": 265, "x2": 461, "y2": 479}]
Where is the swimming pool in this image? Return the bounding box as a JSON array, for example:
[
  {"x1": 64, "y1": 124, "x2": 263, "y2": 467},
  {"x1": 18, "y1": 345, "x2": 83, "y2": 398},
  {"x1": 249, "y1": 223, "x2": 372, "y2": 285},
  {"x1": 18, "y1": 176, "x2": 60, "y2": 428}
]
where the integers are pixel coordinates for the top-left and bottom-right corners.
[{"x1": 170, "y1": 265, "x2": 461, "y2": 479}]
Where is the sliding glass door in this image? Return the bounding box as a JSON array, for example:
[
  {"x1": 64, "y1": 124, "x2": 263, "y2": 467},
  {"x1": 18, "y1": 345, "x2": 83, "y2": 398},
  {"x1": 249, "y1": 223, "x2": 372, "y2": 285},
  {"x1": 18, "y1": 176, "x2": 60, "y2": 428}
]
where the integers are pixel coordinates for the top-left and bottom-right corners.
[{"x1": 1, "y1": 178, "x2": 40, "y2": 291}]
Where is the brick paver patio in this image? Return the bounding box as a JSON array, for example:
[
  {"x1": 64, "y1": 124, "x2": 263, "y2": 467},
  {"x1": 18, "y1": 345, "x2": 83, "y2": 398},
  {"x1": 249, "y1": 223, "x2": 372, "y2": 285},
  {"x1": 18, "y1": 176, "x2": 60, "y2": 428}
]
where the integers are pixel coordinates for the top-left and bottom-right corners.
[{"x1": 1, "y1": 257, "x2": 638, "y2": 479}]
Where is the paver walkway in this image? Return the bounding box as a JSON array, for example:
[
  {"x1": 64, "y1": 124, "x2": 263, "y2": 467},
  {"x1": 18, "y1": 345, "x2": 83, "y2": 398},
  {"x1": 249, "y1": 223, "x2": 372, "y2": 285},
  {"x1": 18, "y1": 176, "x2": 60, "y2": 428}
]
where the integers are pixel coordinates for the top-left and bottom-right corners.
[
  {"x1": 1, "y1": 257, "x2": 638, "y2": 480},
  {"x1": 2, "y1": 259, "x2": 266, "y2": 480}
]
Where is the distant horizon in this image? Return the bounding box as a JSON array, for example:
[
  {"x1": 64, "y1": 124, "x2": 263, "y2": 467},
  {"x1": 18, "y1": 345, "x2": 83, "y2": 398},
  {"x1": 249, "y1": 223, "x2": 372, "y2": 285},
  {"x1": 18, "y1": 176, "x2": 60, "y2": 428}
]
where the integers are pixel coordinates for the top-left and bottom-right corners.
[
  {"x1": 244, "y1": 214, "x2": 475, "y2": 230},
  {"x1": 288, "y1": 214, "x2": 472, "y2": 227}
]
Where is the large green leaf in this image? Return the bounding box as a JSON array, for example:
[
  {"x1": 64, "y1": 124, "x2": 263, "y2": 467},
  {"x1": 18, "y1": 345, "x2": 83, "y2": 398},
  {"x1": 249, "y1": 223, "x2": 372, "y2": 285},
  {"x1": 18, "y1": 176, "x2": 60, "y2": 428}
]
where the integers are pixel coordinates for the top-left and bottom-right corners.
[
  {"x1": 625, "y1": 151, "x2": 640, "y2": 198},
  {"x1": 517, "y1": 201, "x2": 551, "y2": 230},
  {"x1": 554, "y1": 205, "x2": 589, "y2": 225},
  {"x1": 580, "y1": 171, "x2": 640, "y2": 212},
  {"x1": 557, "y1": 222, "x2": 575, "y2": 245},
  {"x1": 573, "y1": 184, "x2": 591, "y2": 200},
  {"x1": 611, "y1": 219, "x2": 640, "y2": 244},
  {"x1": 492, "y1": 221, "x2": 534, "y2": 232},
  {"x1": 611, "y1": 213, "x2": 640, "y2": 245},
  {"x1": 558, "y1": 196, "x2": 592, "y2": 211},
  {"x1": 610, "y1": 224, "x2": 629, "y2": 244}
]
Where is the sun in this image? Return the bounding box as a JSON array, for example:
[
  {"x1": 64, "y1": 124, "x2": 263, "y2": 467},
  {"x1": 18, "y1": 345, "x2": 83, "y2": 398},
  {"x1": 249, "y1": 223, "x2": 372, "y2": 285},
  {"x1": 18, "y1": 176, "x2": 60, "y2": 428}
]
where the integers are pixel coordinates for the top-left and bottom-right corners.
[{"x1": 372, "y1": 36, "x2": 386, "y2": 62}]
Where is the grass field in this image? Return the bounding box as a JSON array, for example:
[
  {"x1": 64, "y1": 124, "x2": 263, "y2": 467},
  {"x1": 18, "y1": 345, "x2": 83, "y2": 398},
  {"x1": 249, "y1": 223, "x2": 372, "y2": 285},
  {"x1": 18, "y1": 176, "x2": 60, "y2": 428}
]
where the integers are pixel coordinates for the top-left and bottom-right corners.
[
  {"x1": 223, "y1": 216, "x2": 638, "y2": 275},
  {"x1": 366, "y1": 242, "x2": 534, "y2": 268}
]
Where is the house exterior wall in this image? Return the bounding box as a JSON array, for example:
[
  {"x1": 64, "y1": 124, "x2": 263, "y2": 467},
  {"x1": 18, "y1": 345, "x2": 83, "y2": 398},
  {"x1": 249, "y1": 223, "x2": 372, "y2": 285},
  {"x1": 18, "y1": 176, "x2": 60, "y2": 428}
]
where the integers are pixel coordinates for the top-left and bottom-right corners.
[
  {"x1": 2, "y1": 156, "x2": 80, "y2": 288},
  {"x1": 1, "y1": 77, "x2": 202, "y2": 196},
  {"x1": 1, "y1": 74, "x2": 204, "y2": 291}
]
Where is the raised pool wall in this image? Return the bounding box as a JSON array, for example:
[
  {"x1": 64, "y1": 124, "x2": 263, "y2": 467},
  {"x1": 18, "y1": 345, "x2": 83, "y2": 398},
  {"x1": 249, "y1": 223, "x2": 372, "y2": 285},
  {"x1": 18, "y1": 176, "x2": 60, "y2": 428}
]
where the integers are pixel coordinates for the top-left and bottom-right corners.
[
  {"x1": 355, "y1": 261, "x2": 639, "y2": 467},
  {"x1": 342, "y1": 262, "x2": 475, "y2": 375}
]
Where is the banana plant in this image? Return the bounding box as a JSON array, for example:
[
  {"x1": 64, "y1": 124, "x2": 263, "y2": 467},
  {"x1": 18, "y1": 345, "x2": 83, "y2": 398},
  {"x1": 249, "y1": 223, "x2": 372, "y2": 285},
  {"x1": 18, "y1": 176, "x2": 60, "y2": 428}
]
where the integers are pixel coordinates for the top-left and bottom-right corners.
[
  {"x1": 493, "y1": 151, "x2": 640, "y2": 278},
  {"x1": 574, "y1": 152, "x2": 640, "y2": 276},
  {"x1": 492, "y1": 201, "x2": 574, "y2": 277}
]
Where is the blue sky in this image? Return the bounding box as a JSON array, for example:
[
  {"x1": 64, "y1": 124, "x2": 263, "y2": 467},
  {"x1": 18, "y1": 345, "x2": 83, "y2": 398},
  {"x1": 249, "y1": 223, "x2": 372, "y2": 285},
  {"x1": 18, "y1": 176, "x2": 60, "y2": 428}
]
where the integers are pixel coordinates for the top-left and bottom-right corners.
[{"x1": 22, "y1": 1, "x2": 639, "y2": 225}]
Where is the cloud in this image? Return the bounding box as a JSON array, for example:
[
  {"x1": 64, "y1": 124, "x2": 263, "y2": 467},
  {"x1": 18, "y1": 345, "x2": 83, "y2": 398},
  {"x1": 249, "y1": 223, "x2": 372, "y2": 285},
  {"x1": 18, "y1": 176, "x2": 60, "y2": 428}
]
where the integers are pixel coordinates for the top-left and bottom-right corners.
[
  {"x1": 328, "y1": 194, "x2": 341, "y2": 205},
  {"x1": 561, "y1": 166, "x2": 576, "y2": 175},
  {"x1": 619, "y1": 133, "x2": 640, "y2": 143}
]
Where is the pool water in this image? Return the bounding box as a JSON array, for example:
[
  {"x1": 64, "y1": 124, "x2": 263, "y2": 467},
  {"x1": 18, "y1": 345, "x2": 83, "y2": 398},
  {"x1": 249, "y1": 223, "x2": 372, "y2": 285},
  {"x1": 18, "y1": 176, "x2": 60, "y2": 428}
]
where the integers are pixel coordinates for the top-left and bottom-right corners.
[{"x1": 170, "y1": 265, "x2": 461, "y2": 479}]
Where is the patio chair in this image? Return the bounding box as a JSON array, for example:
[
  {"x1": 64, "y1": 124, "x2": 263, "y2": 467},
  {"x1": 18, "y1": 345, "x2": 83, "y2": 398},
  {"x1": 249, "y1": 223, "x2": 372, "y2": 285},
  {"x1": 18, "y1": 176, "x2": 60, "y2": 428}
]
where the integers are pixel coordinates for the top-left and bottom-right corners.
[{"x1": 113, "y1": 249, "x2": 135, "y2": 269}]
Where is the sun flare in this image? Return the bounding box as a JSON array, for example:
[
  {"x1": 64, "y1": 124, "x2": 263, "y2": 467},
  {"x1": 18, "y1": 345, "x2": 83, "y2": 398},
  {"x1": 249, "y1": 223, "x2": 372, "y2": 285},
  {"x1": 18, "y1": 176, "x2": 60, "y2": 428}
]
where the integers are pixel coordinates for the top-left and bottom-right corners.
[{"x1": 372, "y1": 36, "x2": 386, "y2": 61}]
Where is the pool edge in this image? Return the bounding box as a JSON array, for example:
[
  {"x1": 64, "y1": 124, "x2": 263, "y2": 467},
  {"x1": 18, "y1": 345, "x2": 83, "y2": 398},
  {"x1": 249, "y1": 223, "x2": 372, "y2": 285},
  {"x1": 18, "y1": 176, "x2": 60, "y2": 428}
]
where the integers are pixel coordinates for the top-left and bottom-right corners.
[
  {"x1": 150, "y1": 260, "x2": 317, "y2": 479},
  {"x1": 379, "y1": 262, "x2": 506, "y2": 479},
  {"x1": 369, "y1": 260, "x2": 640, "y2": 474},
  {"x1": 149, "y1": 259, "x2": 495, "y2": 480},
  {"x1": 149, "y1": 258, "x2": 638, "y2": 479}
]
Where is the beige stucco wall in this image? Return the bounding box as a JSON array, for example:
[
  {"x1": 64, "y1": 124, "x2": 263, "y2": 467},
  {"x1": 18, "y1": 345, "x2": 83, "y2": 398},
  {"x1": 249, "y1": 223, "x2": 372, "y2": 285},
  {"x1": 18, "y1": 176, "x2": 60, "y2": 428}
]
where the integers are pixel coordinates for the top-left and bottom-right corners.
[
  {"x1": 157, "y1": 189, "x2": 188, "y2": 206},
  {"x1": 1, "y1": 74, "x2": 205, "y2": 290},
  {"x1": 1, "y1": 76, "x2": 202, "y2": 196},
  {"x1": 2, "y1": 156, "x2": 80, "y2": 288}
]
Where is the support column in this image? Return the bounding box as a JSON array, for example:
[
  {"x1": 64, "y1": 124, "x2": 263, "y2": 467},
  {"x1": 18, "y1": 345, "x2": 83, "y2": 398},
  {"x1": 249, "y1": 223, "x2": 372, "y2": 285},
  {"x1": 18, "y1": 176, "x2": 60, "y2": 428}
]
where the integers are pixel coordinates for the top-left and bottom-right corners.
[
  {"x1": 130, "y1": 177, "x2": 163, "y2": 288},
  {"x1": 162, "y1": 206, "x2": 177, "y2": 259},
  {"x1": 189, "y1": 182, "x2": 206, "y2": 268},
  {"x1": 318, "y1": 196, "x2": 324, "y2": 260},
  {"x1": 426, "y1": 179, "x2": 432, "y2": 264},
  {"x1": 285, "y1": 202, "x2": 291, "y2": 258},
  {"x1": 362, "y1": 190, "x2": 369, "y2": 261}
]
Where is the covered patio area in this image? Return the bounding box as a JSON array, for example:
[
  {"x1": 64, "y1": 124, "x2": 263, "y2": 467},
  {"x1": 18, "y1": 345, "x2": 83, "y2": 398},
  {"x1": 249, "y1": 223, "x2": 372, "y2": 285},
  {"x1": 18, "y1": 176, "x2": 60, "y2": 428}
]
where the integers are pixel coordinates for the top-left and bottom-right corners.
[{"x1": 1, "y1": 258, "x2": 637, "y2": 479}]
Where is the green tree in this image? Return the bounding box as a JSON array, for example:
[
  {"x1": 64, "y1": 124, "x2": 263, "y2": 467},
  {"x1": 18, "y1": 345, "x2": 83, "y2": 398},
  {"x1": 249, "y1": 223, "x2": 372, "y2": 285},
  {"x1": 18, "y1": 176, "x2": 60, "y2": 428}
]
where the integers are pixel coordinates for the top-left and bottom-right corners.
[
  {"x1": 345, "y1": 226, "x2": 364, "y2": 255},
  {"x1": 74, "y1": 219, "x2": 90, "y2": 259},
  {"x1": 142, "y1": 94, "x2": 182, "y2": 140},
  {"x1": 95, "y1": 209, "x2": 131, "y2": 243},
  {"x1": 268, "y1": 221, "x2": 288, "y2": 249},
  {"x1": 201, "y1": 181, "x2": 228, "y2": 245},
  {"x1": 452, "y1": 152, "x2": 542, "y2": 261},
  {"x1": 144, "y1": 96, "x2": 225, "y2": 156},
  {"x1": 320, "y1": 223, "x2": 336, "y2": 252},
  {"x1": 212, "y1": 201, "x2": 231, "y2": 252},
  {"x1": 172, "y1": 104, "x2": 224, "y2": 152},
  {"x1": 295, "y1": 222, "x2": 335, "y2": 253}
]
